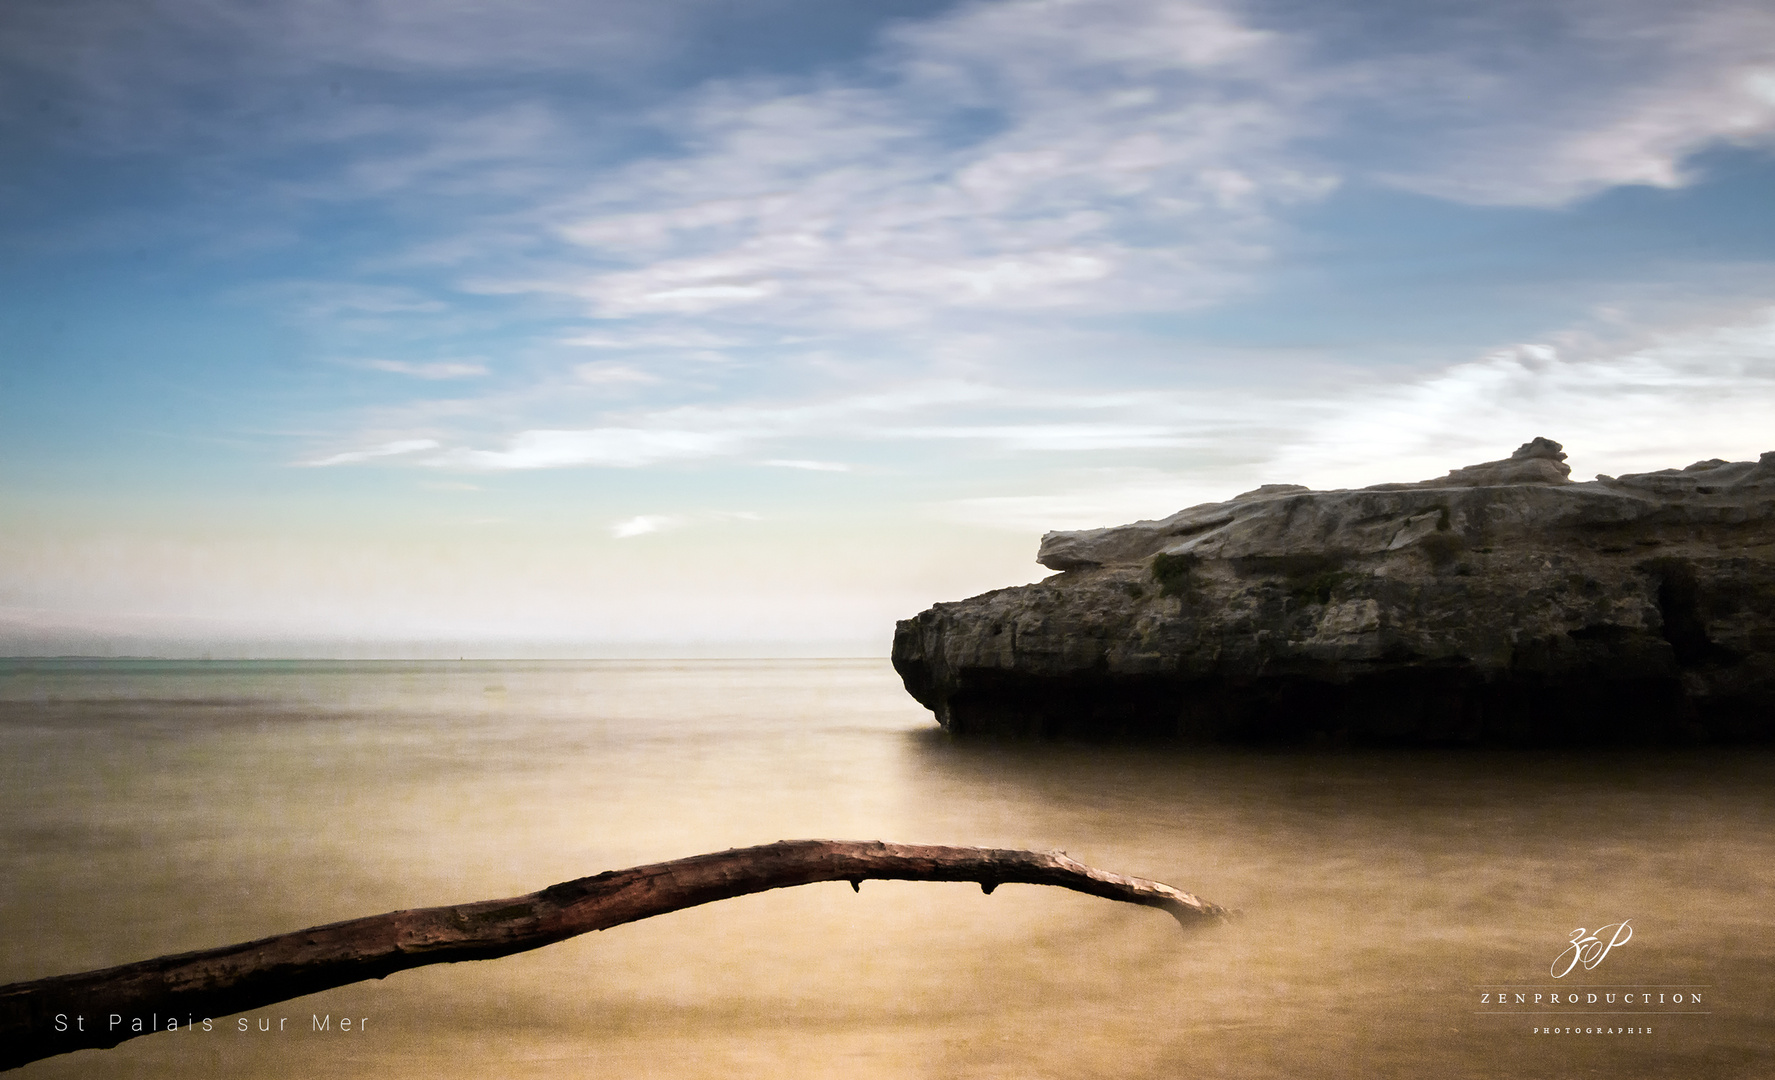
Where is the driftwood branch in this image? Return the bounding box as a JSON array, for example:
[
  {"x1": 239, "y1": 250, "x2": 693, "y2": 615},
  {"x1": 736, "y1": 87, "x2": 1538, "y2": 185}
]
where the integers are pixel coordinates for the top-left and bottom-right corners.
[{"x1": 0, "y1": 839, "x2": 1223, "y2": 1070}]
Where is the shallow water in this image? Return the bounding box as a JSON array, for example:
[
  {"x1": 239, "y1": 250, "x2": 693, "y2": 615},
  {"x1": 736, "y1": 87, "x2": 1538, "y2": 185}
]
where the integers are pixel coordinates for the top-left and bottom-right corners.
[{"x1": 1, "y1": 658, "x2": 1770, "y2": 1078}]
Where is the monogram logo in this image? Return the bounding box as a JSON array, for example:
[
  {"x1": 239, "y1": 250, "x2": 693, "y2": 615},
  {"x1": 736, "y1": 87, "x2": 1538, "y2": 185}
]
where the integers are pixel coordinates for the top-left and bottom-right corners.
[{"x1": 1551, "y1": 920, "x2": 1633, "y2": 978}]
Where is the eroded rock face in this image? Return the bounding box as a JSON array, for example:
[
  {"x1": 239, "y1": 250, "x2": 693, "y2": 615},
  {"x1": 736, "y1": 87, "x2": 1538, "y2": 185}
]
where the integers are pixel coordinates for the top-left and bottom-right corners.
[{"x1": 893, "y1": 440, "x2": 1775, "y2": 744}]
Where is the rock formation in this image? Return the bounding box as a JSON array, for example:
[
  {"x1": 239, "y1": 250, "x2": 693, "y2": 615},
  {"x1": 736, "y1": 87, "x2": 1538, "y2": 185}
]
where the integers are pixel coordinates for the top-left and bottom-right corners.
[{"x1": 893, "y1": 440, "x2": 1775, "y2": 744}]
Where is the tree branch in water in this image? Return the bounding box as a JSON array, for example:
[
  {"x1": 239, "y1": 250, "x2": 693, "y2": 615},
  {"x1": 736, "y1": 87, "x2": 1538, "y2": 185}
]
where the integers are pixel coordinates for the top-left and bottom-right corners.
[{"x1": 0, "y1": 839, "x2": 1224, "y2": 1070}]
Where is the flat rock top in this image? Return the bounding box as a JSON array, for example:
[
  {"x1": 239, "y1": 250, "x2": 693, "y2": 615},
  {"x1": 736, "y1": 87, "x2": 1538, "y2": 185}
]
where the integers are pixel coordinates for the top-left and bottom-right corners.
[{"x1": 1037, "y1": 439, "x2": 1775, "y2": 571}]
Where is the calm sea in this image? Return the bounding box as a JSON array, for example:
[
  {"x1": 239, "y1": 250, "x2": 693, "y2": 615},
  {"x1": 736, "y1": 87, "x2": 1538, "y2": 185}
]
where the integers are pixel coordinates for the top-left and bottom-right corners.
[{"x1": 1, "y1": 658, "x2": 1770, "y2": 1078}]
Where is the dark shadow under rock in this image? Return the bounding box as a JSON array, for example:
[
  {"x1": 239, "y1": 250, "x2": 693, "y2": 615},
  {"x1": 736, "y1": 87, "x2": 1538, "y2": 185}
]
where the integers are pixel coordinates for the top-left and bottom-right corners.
[{"x1": 893, "y1": 440, "x2": 1775, "y2": 746}]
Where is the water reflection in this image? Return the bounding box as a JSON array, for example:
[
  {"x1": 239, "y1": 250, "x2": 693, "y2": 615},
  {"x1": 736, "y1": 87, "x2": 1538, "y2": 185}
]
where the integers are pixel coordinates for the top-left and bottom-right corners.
[{"x1": 1, "y1": 659, "x2": 1768, "y2": 1078}]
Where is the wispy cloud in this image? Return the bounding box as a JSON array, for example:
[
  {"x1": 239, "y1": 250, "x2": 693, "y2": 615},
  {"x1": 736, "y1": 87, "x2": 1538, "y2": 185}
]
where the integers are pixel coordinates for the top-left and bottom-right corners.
[
  {"x1": 301, "y1": 438, "x2": 441, "y2": 467},
  {"x1": 304, "y1": 375, "x2": 1226, "y2": 472},
  {"x1": 432, "y1": 428, "x2": 743, "y2": 469},
  {"x1": 20, "y1": 0, "x2": 1775, "y2": 500},
  {"x1": 15, "y1": 0, "x2": 1772, "y2": 258},
  {"x1": 20, "y1": 0, "x2": 1772, "y2": 371},
  {"x1": 610, "y1": 514, "x2": 685, "y2": 538},
  {"x1": 1265, "y1": 305, "x2": 1775, "y2": 486},
  {"x1": 610, "y1": 510, "x2": 761, "y2": 538},
  {"x1": 562, "y1": 329, "x2": 746, "y2": 349},
  {"x1": 297, "y1": 289, "x2": 1775, "y2": 496},
  {"x1": 885, "y1": 422, "x2": 1200, "y2": 452},
  {"x1": 574, "y1": 362, "x2": 660, "y2": 385},
  {"x1": 364, "y1": 358, "x2": 488, "y2": 379},
  {"x1": 450, "y1": 0, "x2": 1775, "y2": 346},
  {"x1": 500, "y1": 0, "x2": 1324, "y2": 329},
  {"x1": 937, "y1": 300, "x2": 1775, "y2": 530},
  {"x1": 1345, "y1": 0, "x2": 1775, "y2": 206}
]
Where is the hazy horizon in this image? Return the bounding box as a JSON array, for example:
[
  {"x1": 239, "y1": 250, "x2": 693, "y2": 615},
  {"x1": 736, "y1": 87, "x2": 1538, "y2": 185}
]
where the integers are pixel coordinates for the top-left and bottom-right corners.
[{"x1": 0, "y1": 645, "x2": 887, "y2": 660}]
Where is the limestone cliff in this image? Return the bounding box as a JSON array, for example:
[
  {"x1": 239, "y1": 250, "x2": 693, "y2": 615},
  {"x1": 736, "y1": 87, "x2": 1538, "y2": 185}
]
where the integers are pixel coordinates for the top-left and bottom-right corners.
[{"x1": 893, "y1": 440, "x2": 1775, "y2": 743}]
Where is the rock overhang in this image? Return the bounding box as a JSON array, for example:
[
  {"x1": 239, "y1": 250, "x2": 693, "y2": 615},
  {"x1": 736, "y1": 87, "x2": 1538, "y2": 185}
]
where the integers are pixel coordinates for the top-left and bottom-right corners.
[{"x1": 897, "y1": 439, "x2": 1775, "y2": 745}]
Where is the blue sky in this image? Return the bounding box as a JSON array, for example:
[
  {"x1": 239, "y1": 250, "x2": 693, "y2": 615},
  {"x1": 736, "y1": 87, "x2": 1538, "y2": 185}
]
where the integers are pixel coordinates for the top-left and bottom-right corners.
[{"x1": 3, "y1": 0, "x2": 1773, "y2": 656}]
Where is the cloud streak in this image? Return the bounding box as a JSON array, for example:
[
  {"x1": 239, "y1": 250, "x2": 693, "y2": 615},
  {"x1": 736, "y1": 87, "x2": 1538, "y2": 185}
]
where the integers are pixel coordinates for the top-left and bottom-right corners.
[
  {"x1": 430, "y1": 428, "x2": 744, "y2": 470},
  {"x1": 302, "y1": 438, "x2": 441, "y2": 467},
  {"x1": 304, "y1": 295, "x2": 1775, "y2": 488},
  {"x1": 364, "y1": 359, "x2": 488, "y2": 379},
  {"x1": 611, "y1": 510, "x2": 762, "y2": 538},
  {"x1": 1361, "y1": 0, "x2": 1775, "y2": 207},
  {"x1": 444, "y1": 0, "x2": 1775, "y2": 351},
  {"x1": 1265, "y1": 306, "x2": 1775, "y2": 486},
  {"x1": 508, "y1": 0, "x2": 1327, "y2": 330},
  {"x1": 936, "y1": 301, "x2": 1775, "y2": 529}
]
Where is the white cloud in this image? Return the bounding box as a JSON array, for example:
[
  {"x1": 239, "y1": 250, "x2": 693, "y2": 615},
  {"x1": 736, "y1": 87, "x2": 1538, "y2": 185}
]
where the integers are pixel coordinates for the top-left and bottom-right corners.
[
  {"x1": 299, "y1": 298, "x2": 1775, "y2": 492},
  {"x1": 408, "y1": 381, "x2": 993, "y2": 470},
  {"x1": 936, "y1": 302, "x2": 1775, "y2": 531},
  {"x1": 364, "y1": 358, "x2": 488, "y2": 379},
  {"x1": 305, "y1": 374, "x2": 1241, "y2": 474},
  {"x1": 1262, "y1": 308, "x2": 1775, "y2": 487},
  {"x1": 611, "y1": 514, "x2": 685, "y2": 538},
  {"x1": 35, "y1": 0, "x2": 1775, "y2": 381},
  {"x1": 301, "y1": 438, "x2": 441, "y2": 467},
  {"x1": 20, "y1": 0, "x2": 1774, "y2": 281},
  {"x1": 516, "y1": 0, "x2": 1323, "y2": 328},
  {"x1": 562, "y1": 329, "x2": 744, "y2": 349},
  {"x1": 1362, "y1": 1, "x2": 1775, "y2": 206},
  {"x1": 500, "y1": 0, "x2": 1775, "y2": 346},
  {"x1": 465, "y1": 0, "x2": 1775, "y2": 345},
  {"x1": 433, "y1": 427, "x2": 743, "y2": 469},
  {"x1": 887, "y1": 422, "x2": 1200, "y2": 452},
  {"x1": 574, "y1": 362, "x2": 660, "y2": 385},
  {"x1": 295, "y1": 379, "x2": 984, "y2": 473},
  {"x1": 610, "y1": 510, "x2": 761, "y2": 538}
]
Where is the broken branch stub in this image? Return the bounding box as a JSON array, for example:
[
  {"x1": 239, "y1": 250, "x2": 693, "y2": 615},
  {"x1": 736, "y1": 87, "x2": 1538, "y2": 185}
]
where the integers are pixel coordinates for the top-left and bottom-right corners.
[{"x1": 0, "y1": 839, "x2": 1224, "y2": 1070}]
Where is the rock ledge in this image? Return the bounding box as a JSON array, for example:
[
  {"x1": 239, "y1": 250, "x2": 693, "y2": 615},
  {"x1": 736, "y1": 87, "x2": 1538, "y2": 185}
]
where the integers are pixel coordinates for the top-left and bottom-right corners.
[{"x1": 893, "y1": 440, "x2": 1775, "y2": 744}]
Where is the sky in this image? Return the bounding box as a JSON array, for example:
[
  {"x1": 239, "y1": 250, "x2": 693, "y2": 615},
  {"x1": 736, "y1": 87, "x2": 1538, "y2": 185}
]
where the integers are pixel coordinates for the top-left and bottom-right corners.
[{"x1": 2, "y1": 0, "x2": 1773, "y2": 657}]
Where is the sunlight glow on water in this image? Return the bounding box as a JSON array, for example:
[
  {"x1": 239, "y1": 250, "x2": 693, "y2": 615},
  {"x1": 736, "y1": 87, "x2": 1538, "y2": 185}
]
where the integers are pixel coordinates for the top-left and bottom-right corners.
[{"x1": 2, "y1": 659, "x2": 1770, "y2": 1078}]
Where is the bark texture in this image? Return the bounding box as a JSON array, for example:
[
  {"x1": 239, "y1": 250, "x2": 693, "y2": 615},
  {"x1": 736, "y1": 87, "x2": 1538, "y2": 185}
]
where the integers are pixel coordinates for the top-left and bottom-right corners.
[{"x1": 0, "y1": 840, "x2": 1222, "y2": 1070}]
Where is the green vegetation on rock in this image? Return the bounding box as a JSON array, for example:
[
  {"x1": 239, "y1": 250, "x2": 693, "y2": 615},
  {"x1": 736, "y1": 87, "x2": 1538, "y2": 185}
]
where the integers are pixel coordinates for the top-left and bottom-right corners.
[{"x1": 1151, "y1": 552, "x2": 1198, "y2": 597}]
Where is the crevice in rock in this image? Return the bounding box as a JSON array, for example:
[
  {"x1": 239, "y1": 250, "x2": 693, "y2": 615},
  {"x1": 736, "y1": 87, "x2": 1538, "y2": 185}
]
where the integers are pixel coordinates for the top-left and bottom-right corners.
[{"x1": 1645, "y1": 559, "x2": 1741, "y2": 667}]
